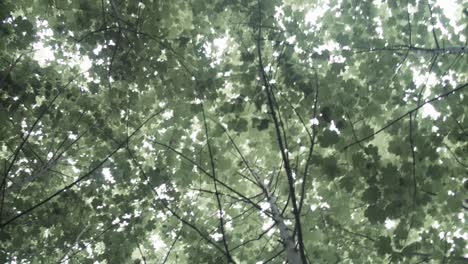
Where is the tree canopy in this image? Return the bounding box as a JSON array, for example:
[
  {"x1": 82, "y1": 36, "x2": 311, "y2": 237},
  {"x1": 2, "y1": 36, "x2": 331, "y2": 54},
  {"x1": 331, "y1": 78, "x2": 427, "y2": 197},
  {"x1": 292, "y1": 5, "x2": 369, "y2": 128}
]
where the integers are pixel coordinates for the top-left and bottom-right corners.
[{"x1": 0, "y1": 0, "x2": 467, "y2": 263}]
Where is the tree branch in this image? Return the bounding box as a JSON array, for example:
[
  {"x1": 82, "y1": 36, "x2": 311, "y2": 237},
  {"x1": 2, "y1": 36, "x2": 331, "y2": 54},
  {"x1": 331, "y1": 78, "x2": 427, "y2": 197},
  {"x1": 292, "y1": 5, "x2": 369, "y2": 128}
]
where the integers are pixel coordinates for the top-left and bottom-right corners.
[
  {"x1": 299, "y1": 68, "x2": 319, "y2": 213},
  {"x1": 127, "y1": 148, "x2": 235, "y2": 262},
  {"x1": 201, "y1": 106, "x2": 234, "y2": 263},
  {"x1": 0, "y1": 107, "x2": 165, "y2": 229},
  {"x1": 151, "y1": 139, "x2": 263, "y2": 212},
  {"x1": 256, "y1": 1, "x2": 306, "y2": 262},
  {"x1": 343, "y1": 82, "x2": 468, "y2": 150},
  {"x1": 162, "y1": 227, "x2": 182, "y2": 264}
]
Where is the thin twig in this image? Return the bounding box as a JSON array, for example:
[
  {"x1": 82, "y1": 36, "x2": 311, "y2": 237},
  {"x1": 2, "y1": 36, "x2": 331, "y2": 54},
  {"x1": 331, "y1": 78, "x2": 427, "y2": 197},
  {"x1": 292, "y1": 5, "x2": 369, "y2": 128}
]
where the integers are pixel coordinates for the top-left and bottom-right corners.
[
  {"x1": 201, "y1": 106, "x2": 234, "y2": 262},
  {"x1": 0, "y1": 107, "x2": 165, "y2": 228},
  {"x1": 426, "y1": 0, "x2": 440, "y2": 49},
  {"x1": 127, "y1": 149, "x2": 234, "y2": 262},
  {"x1": 299, "y1": 68, "x2": 319, "y2": 213},
  {"x1": 409, "y1": 113, "x2": 417, "y2": 206},
  {"x1": 343, "y1": 82, "x2": 468, "y2": 150},
  {"x1": 162, "y1": 227, "x2": 182, "y2": 264}
]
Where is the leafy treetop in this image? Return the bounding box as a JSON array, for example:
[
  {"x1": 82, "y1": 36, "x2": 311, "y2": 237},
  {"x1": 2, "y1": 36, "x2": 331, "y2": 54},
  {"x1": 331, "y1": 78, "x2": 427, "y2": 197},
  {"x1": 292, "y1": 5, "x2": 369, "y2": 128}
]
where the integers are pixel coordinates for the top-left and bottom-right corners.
[{"x1": 0, "y1": 0, "x2": 467, "y2": 263}]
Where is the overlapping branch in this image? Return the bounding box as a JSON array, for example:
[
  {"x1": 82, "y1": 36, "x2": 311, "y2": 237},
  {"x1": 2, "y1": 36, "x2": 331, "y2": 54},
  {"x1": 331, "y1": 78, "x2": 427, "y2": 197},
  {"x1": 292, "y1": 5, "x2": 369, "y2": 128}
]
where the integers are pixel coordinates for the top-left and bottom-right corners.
[
  {"x1": 201, "y1": 106, "x2": 234, "y2": 263},
  {"x1": 255, "y1": 0, "x2": 306, "y2": 262},
  {"x1": 343, "y1": 82, "x2": 468, "y2": 150},
  {"x1": 0, "y1": 107, "x2": 166, "y2": 228},
  {"x1": 127, "y1": 148, "x2": 235, "y2": 262}
]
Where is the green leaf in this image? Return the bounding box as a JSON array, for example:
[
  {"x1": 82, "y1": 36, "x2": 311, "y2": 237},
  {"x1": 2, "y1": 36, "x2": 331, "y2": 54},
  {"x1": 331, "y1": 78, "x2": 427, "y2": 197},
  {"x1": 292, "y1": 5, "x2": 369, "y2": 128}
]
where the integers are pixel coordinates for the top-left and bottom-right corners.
[
  {"x1": 362, "y1": 186, "x2": 381, "y2": 203},
  {"x1": 321, "y1": 156, "x2": 339, "y2": 178},
  {"x1": 375, "y1": 236, "x2": 393, "y2": 255},
  {"x1": 232, "y1": 118, "x2": 248, "y2": 132},
  {"x1": 365, "y1": 205, "x2": 386, "y2": 224},
  {"x1": 319, "y1": 129, "x2": 339, "y2": 147},
  {"x1": 257, "y1": 118, "x2": 269, "y2": 130}
]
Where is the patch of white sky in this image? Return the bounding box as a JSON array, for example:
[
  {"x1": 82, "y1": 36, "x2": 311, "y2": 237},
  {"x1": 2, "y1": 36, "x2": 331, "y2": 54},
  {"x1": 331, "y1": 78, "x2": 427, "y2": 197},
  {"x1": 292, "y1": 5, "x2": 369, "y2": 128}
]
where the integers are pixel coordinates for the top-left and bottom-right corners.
[
  {"x1": 101, "y1": 167, "x2": 115, "y2": 184},
  {"x1": 33, "y1": 20, "x2": 93, "y2": 72},
  {"x1": 150, "y1": 233, "x2": 167, "y2": 251},
  {"x1": 203, "y1": 33, "x2": 229, "y2": 66}
]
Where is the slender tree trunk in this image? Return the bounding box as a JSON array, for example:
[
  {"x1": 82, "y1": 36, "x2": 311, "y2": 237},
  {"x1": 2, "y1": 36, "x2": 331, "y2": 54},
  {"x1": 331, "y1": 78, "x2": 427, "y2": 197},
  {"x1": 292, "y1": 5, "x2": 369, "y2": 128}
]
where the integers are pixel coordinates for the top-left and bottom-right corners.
[{"x1": 263, "y1": 184, "x2": 302, "y2": 264}]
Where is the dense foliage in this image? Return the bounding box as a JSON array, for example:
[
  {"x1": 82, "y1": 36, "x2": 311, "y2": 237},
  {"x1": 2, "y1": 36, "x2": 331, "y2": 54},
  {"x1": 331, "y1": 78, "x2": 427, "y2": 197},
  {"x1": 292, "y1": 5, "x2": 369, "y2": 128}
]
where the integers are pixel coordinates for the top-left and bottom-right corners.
[{"x1": 0, "y1": 0, "x2": 467, "y2": 263}]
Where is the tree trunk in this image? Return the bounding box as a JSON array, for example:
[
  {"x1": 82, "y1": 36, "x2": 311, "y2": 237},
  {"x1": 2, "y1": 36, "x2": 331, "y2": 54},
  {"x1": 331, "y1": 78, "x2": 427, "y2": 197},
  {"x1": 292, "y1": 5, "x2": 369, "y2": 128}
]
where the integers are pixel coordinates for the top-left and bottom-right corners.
[{"x1": 263, "y1": 184, "x2": 303, "y2": 264}]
